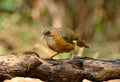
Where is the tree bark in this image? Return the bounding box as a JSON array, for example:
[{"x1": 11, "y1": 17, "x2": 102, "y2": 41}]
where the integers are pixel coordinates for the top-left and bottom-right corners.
[{"x1": 0, "y1": 51, "x2": 120, "y2": 82}]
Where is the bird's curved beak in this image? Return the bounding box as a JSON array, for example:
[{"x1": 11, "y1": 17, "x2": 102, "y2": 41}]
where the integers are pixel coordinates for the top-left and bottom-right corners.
[{"x1": 40, "y1": 35, "x2": 45, "y2": 41}]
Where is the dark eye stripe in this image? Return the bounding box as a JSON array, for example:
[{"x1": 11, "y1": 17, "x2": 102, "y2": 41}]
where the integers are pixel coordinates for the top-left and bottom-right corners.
[
  {"x1": 44, "y1": 31, "x2": 50, "y2": 35},
  {"x1": 46, "y1": 31, "x2": 50, "y2": 35}
]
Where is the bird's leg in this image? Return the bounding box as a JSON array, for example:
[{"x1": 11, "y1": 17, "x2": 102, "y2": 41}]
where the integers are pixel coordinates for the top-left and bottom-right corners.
[
  {"x1": 47, "y1": 52, "x2": 59, "y2": 60},
  {"x1": 68, "y1": 41, "x2": 79, "y2": 60},
  {"x1": 67, "y1": 49, "x2": 78, "y2": 60}
]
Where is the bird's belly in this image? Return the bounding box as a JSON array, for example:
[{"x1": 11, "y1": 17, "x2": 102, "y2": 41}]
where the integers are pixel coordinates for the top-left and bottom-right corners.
[
  {"x1": 50, "y1": 42, "x2": 74, "y2": 52},
  {"x1": 46, "y1": 37, "x2": 75, "y2": 53}
]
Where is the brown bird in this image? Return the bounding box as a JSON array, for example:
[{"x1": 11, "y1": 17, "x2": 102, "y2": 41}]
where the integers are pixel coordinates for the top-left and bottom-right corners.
[{"x1": 41, "y1": 27, "x2": 89, "y2": 59}]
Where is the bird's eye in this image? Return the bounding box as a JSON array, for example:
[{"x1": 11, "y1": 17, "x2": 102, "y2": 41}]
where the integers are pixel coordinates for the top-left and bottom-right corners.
[{"x1": 44, "y1": 31, "x2": 50, "y2": 36}]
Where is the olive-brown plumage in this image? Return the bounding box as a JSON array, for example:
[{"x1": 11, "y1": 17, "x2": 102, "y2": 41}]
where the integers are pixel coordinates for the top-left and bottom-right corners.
[{"x1": 42, "y1": 27, "x2": 89, "y2": 59}]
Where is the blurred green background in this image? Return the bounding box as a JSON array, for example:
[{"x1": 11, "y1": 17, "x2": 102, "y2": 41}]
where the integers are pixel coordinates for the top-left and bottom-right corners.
[{"x1": 0, "y1": 0, "x2": 120, "y2": 59}]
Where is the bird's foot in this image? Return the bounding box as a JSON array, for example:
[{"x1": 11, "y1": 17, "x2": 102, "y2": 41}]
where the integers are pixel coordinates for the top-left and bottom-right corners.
[
  {"x1": 64, "y1": 55, "x2": 76, "y2": 60},
  {"x1": 44, "y1": 53, "x2": 59, "y2": 60}
]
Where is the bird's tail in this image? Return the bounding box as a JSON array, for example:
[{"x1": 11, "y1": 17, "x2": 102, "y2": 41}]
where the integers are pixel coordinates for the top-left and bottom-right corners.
[{"x1": 77, "y1": 40, "x2": 89, "y2": 48}]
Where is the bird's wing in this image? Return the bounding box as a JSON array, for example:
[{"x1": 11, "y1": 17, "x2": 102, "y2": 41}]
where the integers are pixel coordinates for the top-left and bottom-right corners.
[{"x1": 55, "y1": 28, "x2": 78, "y2": 43}]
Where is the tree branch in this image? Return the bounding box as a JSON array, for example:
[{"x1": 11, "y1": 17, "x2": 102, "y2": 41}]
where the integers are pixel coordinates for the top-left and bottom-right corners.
[{"x1": 0, "y1": 51, "x2": 120, "y2": 82}]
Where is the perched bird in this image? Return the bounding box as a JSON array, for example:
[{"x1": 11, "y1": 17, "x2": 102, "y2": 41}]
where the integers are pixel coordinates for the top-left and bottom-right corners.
[{"x1": 41, "y1": 27, "x2": 89, "y2": 59}]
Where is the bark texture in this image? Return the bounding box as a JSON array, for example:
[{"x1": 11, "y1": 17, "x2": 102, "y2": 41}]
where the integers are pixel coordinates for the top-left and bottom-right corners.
[{"x1": 0, "y1": 51, "x2": 120, "y2": 82}]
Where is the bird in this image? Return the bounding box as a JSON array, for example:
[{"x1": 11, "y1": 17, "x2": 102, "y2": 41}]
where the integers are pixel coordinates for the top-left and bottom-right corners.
[{"x1": 41, "y1": 27, "x2": 89, "y2": 59}]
